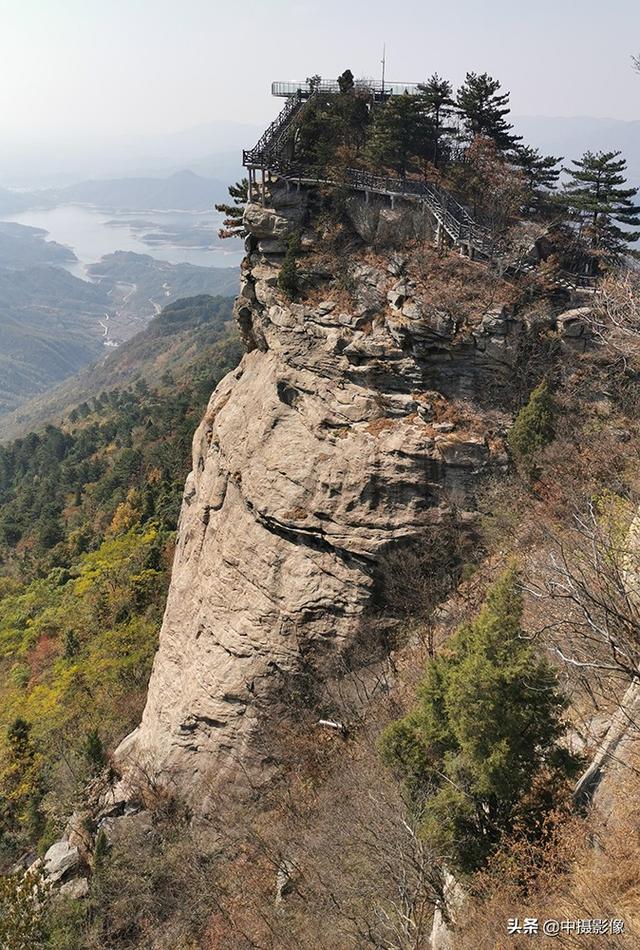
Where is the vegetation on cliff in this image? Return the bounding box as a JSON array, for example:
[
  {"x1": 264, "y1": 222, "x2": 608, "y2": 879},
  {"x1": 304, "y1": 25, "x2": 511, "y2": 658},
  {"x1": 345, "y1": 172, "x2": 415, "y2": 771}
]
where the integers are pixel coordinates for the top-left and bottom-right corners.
[
  {"x1": 3, "y1": 65, "x2": 640, "y2": 949},
  {"x1": 284, "y1": 69, "x2": 640, "y2": 273},
  {"x1": 381, "y1": 565, "x2": 581, "y2": 874}
]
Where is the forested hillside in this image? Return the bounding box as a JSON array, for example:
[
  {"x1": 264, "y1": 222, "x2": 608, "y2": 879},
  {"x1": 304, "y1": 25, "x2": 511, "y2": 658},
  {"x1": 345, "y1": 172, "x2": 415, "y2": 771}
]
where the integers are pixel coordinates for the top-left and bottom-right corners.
[
  {"x1": 0, "y1": 267, "x2": 109, "y2": 416},
  {"x1": 0, "y1": 295, "x2": 241, "y2": 868}
]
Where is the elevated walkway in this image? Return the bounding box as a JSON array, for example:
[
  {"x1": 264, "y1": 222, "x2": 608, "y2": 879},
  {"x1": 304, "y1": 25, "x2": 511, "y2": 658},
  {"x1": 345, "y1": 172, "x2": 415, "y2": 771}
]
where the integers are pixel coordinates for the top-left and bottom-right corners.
[{"x1": 243, "y1": 84, "x2": 493, "y2": 259}]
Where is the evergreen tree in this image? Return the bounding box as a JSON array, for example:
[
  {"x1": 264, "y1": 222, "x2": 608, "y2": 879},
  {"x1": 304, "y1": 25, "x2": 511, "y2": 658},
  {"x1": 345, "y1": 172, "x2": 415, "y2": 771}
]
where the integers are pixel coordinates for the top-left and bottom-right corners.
[
  {"x1": 215, "y1": 179, "x2": 248, "y2": 240},
  {"x1": 337, "y1": 68, "x2": 355, "y2": 93},
  {"x1": 297, "y1": 89, "x2": 369, "y2": 173},
  {"x1": 1, "y1": 718, "x2": 45, "y2": 846},
  {"x1": 508, "y1": 380, "x2": 556, "y2": 475},
  {"x1": 381, "y1": 565, "x2": 579, "y2": 874},
  {"x1": 456, "y1": 72, "x2": 521, "y2": 152},
  {"x1": 367, "y1": 93, "x2": 431, "y2": 177},
  {"x1": 84, "y1": 729, "x2": 106, "y2": 773},
  {"x1": 93, "y1": 828, "x2": 110, "y2": 874},
  {"x1": 515, "y1": 146, "x2": 562, "y2": 214},
  {"x1": 561, "y1": 150, "x2": 640, "y2": 265},
  {"x1": 64, "y1": 630, "x2": 80, "y2": 659},
  {"x1": 277, "y1": 233, "x2": 301, "y2": 299},
  {"x1": 417, "y1": 73, "x2": 456, "y2": 168}
]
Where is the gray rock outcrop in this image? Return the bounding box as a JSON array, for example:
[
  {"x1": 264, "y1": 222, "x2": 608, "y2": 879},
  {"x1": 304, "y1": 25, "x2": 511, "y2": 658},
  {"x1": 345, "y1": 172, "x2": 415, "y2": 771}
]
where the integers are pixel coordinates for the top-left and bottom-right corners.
[
  {"x1": 43, "y1": 840, "x2": 80, "y2": 883},
  {"x1": 430, "y1": 871, "x2": 466, "y2": 950},
  {"x1": 116, "y1": 185, "x2": 534, "y2": 804},
  {"x1": 59, "y1": 877, "x2": 89, "y2": 900}
]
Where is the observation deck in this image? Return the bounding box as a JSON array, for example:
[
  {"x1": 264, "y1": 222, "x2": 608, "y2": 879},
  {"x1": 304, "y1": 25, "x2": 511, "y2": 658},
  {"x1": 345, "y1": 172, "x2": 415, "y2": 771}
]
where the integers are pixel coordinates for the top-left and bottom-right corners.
[{"x1": 272, "y1": 79, "x2": 423, "y2": 99}]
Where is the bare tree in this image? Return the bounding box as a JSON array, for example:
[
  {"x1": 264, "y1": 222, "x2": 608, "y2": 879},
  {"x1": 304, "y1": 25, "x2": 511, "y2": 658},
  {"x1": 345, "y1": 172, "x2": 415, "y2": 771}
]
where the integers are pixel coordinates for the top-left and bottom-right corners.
[
  {"x1": 586, "y1": 270, "x2": 640, "y2": 364},
  {"x1": 525, "y1": 500, "x2": 640, "y2": 682}
]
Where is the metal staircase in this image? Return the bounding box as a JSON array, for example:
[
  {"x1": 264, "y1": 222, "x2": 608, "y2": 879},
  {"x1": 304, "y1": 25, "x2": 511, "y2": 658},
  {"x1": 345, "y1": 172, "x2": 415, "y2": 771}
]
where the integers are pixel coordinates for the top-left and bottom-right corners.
[{"x1": 243, "y1": 92, "x2": 307, "y2": 171}]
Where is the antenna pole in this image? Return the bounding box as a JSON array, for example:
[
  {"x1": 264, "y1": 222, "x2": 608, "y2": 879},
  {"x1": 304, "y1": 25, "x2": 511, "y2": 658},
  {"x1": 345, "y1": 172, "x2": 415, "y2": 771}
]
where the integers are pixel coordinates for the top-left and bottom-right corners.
[{"x1": 381, "y1": 43, "x2": 386, "y2": 95}]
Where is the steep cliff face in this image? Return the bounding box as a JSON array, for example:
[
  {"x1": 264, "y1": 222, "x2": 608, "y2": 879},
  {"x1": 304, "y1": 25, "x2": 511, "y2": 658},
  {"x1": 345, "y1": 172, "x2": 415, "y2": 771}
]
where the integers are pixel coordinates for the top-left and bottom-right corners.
[{"x1": 117, "y1": 185, "x2": 552, "y2": 801}]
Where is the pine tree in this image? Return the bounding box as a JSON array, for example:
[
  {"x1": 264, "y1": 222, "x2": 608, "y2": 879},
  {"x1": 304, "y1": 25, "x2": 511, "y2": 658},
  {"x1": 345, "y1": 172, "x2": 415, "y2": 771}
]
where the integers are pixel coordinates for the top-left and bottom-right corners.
[
  {"x1": 1, "y1": 719, "x2": 45, "y2": 844},
  {"x1": 93, "y1": 828, "x2": 110, "y2": 874},
  {"x1": 417, "y1": 74, "x2": 456, "y2": 168},
  {"x1": 380, "y1": 565, "x2": 579, "y2": 874},
  {"x1": 297, "y1": 89, "x2": 369, "y2": 173},
  {"x1": 456, "y1": 72, "x2": 521, "y2": 153},
  {"x1": 277, "y1": 232, "x2": 301, "y2": 299},
  {"x1": 367, "y1": 93, "x2": 431, "y2": 178},
  {"x1": 84, "y1": 729, "x2": 106, "y2": 773},
  {"x1": 215, "y1": 179, "x2": 248, "y2": 240},
  {"x1": 515, "y1": 146, "x2": 562, "y2": 214},
  {"x1": 561, "y1": 150, "x2": 640, "y2": 266},
  {"x1": 337, "y1": 68, "x2": 355, "y2": 93},
  {"x1": 508, "y1": 381, "x2": 556, "y2": 475}
]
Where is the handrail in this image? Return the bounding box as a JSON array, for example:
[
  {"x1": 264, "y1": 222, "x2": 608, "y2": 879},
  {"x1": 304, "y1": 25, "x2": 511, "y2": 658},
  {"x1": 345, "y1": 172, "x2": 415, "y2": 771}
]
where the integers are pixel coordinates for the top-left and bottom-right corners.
[
  {"x1": 272, "y1": 79, "x2": 424, "y2": 98},
  {"x1": 243, "y1": 92, "x2": 304, "y2": 168},
  {"x1": 248, "y1": 79, "x2": 595, "y2": 281},
  {"x1": 343, "y1": 168, "x2": 493, "y2": 255}
]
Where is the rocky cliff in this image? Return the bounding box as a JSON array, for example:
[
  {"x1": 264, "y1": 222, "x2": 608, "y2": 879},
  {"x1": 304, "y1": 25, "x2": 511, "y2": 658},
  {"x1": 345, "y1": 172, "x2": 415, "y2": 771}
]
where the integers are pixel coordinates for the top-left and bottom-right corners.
[{"x1": 117, "y1": 183, "x2": 578, "y2": 802}]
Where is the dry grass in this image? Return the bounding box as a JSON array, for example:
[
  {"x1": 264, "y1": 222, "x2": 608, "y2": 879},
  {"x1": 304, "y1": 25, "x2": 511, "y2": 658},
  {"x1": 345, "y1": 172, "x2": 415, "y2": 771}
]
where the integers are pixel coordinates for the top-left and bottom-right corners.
[{"x1": 455, "y1": 768, "x2": 640, "y2": 949}]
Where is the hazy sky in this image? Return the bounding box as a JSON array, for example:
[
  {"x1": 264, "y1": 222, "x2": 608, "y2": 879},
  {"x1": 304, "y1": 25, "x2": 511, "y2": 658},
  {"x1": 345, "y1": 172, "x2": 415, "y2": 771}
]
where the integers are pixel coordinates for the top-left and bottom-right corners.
[{"x1": 1, "y1": 0, "x2": 639, "y2": 141}]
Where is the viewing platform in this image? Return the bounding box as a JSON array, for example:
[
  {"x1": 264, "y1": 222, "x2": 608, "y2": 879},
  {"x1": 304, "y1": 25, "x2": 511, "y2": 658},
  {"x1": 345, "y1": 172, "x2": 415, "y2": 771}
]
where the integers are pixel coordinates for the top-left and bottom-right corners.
[{"x1": 272, "y1": 79, "x2": 423, "y2": 99}]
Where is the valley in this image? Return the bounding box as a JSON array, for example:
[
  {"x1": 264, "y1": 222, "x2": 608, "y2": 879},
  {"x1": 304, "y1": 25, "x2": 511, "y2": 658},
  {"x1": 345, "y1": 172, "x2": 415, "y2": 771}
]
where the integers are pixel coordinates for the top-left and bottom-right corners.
[{"x1": 0, "y1": 176, "x2": 241, "y2": 424}]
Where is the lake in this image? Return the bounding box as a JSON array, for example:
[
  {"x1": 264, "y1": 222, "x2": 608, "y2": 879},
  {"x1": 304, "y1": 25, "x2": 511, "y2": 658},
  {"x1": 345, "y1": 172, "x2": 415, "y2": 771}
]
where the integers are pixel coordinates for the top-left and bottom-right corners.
[{"x1": 4, "y1": 204, "x2": 244, "y2": 277}]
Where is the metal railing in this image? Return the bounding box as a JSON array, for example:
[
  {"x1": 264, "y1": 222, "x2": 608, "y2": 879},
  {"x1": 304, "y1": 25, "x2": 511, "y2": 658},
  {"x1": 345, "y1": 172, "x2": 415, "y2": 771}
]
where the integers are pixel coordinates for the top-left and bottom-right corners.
[
  {"x1": 272, "y1": 79, "x2": 424, "y2": 98},
  {"x1": 242, "y1": 88, "x2": 501, "y2": 261},
  {"x1": 243, "y1": 92, "x2": 305, "y2": 168},
  {"x1": 344, "y1": 169, "x2": 494, "y2": 256}
]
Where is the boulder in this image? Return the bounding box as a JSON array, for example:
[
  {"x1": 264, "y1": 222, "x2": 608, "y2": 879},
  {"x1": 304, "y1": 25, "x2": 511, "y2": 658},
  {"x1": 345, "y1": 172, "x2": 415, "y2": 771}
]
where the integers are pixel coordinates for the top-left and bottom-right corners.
[
  {"x1": 430, "y1": 871, "x2": 466, "y2": 949},
  {"x1": 44, "y1": 840, "x2": 80, "y2": 883},
  {"x1": 435, "y1": 435, "x2": 488, "y2": 469},
  {"x1": 257, "y1": 238, "x2": 287, "y2": 256},
  {"x1": 433, "y1": 422, "x2": 455, "y2": 433},
  {"x1": 557, "y1": 307, "x2": 592, "y2": 352},
  {"x1": 480, "y1": 306, "x2": 510, "y2": 336},
  {"x1": 99, "y1": 809, "x2": 154, "y2": 847},
  {"x1": 59, "y1": 877, "x2": 89, "y2": 900},
  {"x1": 345, "y1": 193, "x2": 436, "y2": 246}
]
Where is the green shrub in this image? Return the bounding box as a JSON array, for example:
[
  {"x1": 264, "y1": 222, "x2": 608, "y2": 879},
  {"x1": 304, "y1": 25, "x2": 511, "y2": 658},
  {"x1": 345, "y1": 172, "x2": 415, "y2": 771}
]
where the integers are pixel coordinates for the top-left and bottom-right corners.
[
  {"x1": 278, "y1": 232, "x2": 302, "y2": 299},
  {"x1": 84, "y1": 729, "x2": 106, "y2": 773},
  {"x1": 0, "y1": 870, "x2": 50, "y2": 949},
  {"x1": 508, "y1": 381, "x2": 555, "y2": 474},
  {"x1": 380, "y1": 565, "x2": 580, "y2": 875}
]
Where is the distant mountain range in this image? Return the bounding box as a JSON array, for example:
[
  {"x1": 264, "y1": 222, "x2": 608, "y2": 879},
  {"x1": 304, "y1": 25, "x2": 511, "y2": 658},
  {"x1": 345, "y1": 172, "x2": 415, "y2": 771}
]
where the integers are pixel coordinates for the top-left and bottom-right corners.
[
  {"x1": 42, "y1": 169, "x2": 230, "y2": 211},
  {"x1": 0, "y1": 187, "x2": 33, "y2": 216},
  {"x1": 0, "y1": 119, "x2": 261, "y2": 189},
  {"x1": 3, "y1": 116, "x2": 639, "y2": 210},
  {"x1": 0, "y1": 170, "x2": 230, "y2": 214}
]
